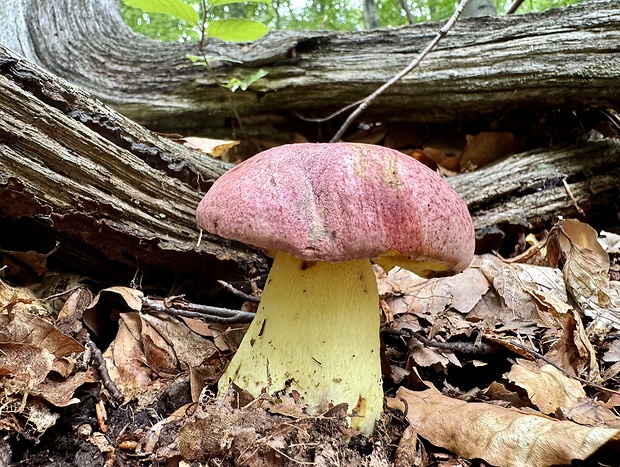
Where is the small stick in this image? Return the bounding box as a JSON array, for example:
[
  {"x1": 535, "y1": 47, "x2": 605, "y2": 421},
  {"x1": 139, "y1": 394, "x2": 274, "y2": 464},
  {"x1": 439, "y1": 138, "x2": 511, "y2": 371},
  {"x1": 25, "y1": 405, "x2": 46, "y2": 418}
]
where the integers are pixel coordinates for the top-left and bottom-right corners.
[
  {"x1": 143, "y1": 296, "x2": 255, "y2": 323},
  {"x1": 329, "y1": 0, "x2": 471, "y2": 142},
  {"x1": 217, "y1": 280, "x2": 261, "y2": 303},
  {"x1": 506, "y1": 0, "x2": 526, "y2": 14},
  {"x1": 382, "y1": 327, "x2": 499, "y2": 355},
  {"x1": 86, "y1": 337, "x2": 124, "y2": 404},
  {"x1": 562, "y1": 178, "x2": 585, "y2": 215}
]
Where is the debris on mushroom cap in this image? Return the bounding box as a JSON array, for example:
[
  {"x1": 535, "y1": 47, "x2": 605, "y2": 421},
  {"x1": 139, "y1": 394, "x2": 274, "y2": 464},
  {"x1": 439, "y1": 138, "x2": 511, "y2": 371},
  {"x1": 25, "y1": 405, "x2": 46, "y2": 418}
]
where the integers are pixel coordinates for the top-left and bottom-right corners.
[{"x1": 196, "y1": 143, "x2": 475, "y2": 276}]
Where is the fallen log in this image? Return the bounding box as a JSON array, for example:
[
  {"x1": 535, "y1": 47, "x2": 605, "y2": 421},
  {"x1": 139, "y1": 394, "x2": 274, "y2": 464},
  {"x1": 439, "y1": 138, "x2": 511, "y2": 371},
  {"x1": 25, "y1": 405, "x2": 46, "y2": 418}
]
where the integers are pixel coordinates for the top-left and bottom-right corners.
[
  {"x1": 0, "y1": 46, "x2": 266, "y2": 297},
  {"x1": 0, "y1": 0, "x2": 618, "y2": 142},
  {"x1": 1, "y1": 46, "x2": 618, "y2": 291},
  {"x1": 449, "y1": 138, "x2": 620, "y2": 252}
]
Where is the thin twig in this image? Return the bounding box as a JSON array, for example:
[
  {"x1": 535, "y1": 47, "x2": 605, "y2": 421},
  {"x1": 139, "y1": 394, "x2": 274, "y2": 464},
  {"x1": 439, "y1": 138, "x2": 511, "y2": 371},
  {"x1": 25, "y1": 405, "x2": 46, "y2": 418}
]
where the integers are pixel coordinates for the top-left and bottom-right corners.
[
  {"x1": 143, "y1": 296, "x2": 255, "y2": 323},
  {"x1": 382, "y1": 327, "x2": 500, "y2": 355},
  {"x1": 86, "y1": 337, "x2": 124, "y2": 404},
  {"x1": 329, "y1": 0, "x2": 471, "y2": 142},
  {"x1": 506, "y1": 0, "x2": 526, "y2": 14},
  {"x1": 293, "y1": 99, "x2": 365, "y2": 123},
  {"x1": 217, "y1": 280, "x2": 261, "y2": 303},
  {"x1": 562, "y1": 178, "x2": 585, "y2": 215}
]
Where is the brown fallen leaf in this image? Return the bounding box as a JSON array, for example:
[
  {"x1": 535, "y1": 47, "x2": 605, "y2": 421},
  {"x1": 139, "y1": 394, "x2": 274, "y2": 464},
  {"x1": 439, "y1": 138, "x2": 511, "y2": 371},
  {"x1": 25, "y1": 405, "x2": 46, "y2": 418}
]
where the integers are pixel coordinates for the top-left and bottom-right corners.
[
  {"x1": 547, "y1": 219, "x2": 620, "y2": 328},
  {"x1": 104, "y1": 312, "x2": 152, "y2": 400},
  {"x1": 475, "y1": 255, "x2": 565, "y2": 330},
  {"x1": 530, "y1": 289, "x2": 599, "y2": 379},
  {"x1": 0, "y1": 279, "x2": 46, "y2": 316},
  {"x1": 0, "y1": 343, "x2": 54, "y2": 396},
  {"x1": 459, "y1": 132, "x2": 518, "y2": 171},
  {"x1": 0, "y1": 312, "x2": 84, "y2": 359},
  {"x1": 179, "y1": 137, "x2": 239, "y2": 158},
  {"x1": 387, "y1": 386, "x2": 620, "y2": 467},
  {"x1": 506, "y1": 362, "x2": 585, "y2": 416}
]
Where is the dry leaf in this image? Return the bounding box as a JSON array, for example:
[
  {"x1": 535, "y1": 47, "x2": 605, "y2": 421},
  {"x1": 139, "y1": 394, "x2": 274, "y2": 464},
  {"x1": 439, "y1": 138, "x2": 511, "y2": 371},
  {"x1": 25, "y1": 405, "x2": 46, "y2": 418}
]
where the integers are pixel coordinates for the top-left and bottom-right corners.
[
  {"x1": 388, "y1": 386, "x2": 620, "y2": 467},
  {"x1": 599, "y1": 231, "x2": 620, "y2": 254},
  {"x1": 180, "y1": 137, "x2": 239, "y2": 158},
  {"x1": 104, "y1": 312, "x2": 152, "y2": 400},
  {"x1": 141, "y1": 312, "x2": 218, "y2": 370},
  {"x1": 530, "y1": 289, "x2": 599, "y2": 379},
  {"x1": 506, "y1": 363, "x2": 585, "y2": 416},
  {"x1": 460, "y1": 132, "x2": 518, "y2": 171},
  {"x1": 548, "y1": 219, "x2": 620, "y2": 328},
  {"x1": 378, "y1": 265, "x2": 490, "y2": 318},
  {"x1": 0, "y1": 279, "x2": 47, "y2": 316},
  {"x1": 470, "y1": 255, "x2": 565, "y2": 333},
  {"x1": 0, "y1": 313, "x2": 84, "y2": 358},
  {"x1": 561, "y1": 397, "x2": 620, "y2": 428},
  {"x1": 0, "y1": 343, "x2": 54, "y2": 395}
]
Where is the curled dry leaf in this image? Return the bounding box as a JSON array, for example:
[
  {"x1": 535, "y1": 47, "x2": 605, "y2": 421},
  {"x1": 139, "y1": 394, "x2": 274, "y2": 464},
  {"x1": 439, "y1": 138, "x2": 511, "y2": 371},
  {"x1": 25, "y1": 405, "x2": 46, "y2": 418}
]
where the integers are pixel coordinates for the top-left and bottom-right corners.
[
  {"x1": 506, "y1": 362, "x2": 586, "y2": 416},
  {"x1": 180, "y1": 137, "x2": 239, "y2": 158},
  {"x1": 459, "y1": 132, "x2": 518, "y2": 171},
  {"x1": 387, "y1": 386, "x2": 620, "y2": 467},
  {"x1": 104, "y1": 312, "x2": 153, "y2": 400},
  {"x1": 88, "y1": 286, "x2": 144, "y2": 313},
  {"x1": 103, "y1": 309, "x2": 221, "y2": 403},
  {"x1": 547, "y1": 219, "x2": 620, "y2": 328},
  {"x1": 530, "y1": 289, "x2": 599, "y2": 379}
]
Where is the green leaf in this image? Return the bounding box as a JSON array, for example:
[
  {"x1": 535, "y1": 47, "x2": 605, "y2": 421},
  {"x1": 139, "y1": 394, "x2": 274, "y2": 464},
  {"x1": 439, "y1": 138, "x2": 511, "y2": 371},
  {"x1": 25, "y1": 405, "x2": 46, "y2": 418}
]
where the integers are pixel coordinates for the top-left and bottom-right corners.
[
  {"x1": 209, "y1": 0, "x2": 270, "y2": 7},
  {"x1": 123, "y1": 0, "x2": 199, "y2": 26},
  {"x1": 222, "y1": 69, "x2": 268, "y2": 92},
  {"x1": 206, "y1": 19, "x2": 269, "y2": 42}
]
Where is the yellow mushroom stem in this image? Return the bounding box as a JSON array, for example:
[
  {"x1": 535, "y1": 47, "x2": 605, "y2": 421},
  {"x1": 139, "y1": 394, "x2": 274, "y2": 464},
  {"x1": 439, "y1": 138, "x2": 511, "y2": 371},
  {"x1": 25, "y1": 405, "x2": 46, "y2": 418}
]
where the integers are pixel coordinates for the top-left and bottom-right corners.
[{"x1": 218, "y1": 250, "x2": 383, "y2": 435}]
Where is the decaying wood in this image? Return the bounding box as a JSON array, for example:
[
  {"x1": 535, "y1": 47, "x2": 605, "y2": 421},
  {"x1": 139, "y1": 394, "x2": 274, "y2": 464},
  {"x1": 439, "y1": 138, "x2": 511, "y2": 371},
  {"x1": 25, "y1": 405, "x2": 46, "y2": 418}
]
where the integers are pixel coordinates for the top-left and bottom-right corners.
[
  {"x1": 0, "y1": 46, "x2": 266, "y2": 295},
  {"x1": 0, "y1": 0, "x2": 618, "y2": 141},
  {"x1": 449, "y1": 138, "x2": 620, "y2": 251},
  {"x1": 1, "y1": 44, "x2": 618, "y2": 288}
]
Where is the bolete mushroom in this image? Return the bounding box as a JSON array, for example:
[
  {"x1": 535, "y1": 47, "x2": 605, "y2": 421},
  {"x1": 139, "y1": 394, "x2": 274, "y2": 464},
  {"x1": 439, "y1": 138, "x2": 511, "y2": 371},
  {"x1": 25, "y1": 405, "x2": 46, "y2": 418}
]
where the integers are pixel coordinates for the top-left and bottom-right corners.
[{"x1": 196, "y1": 143, "x2": 474, "y2": 435}]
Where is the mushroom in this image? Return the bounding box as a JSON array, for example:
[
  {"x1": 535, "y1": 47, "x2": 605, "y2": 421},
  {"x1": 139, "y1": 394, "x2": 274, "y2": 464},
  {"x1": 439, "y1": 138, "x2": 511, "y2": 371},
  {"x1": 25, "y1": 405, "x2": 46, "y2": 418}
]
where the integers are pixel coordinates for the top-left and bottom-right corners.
[{"x1": 196, "y1": 142, "x2": 474, "y2": 435}]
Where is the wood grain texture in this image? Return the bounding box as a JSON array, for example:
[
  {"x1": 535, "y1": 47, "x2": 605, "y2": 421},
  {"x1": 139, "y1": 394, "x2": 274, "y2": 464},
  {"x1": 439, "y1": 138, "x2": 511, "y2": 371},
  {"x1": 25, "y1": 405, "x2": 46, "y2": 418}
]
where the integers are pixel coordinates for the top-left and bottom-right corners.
[
  {"x1": 0, "y1": 46, "x2": 265, "y2": 295},
  {"x1": 0, "y1": 0, "x2": 618, "y2": 139}
]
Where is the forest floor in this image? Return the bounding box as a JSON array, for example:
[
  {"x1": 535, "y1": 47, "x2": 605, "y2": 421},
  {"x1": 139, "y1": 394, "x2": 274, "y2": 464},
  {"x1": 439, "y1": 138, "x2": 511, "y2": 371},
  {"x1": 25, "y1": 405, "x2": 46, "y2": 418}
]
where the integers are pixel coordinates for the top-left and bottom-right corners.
[
  {"x1": 3, "y1": 111, "x2": 620, "y2": 467},
  {"x1": 4, "y1": 217, "x2": 620, "y2": 467}
]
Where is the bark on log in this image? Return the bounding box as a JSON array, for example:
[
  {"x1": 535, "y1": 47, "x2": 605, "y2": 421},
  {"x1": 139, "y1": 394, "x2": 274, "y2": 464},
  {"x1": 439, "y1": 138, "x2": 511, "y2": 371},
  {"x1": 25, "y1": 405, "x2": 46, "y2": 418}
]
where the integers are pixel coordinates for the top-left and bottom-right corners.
[
  {"x1": 3, "y1": 34, "x2": 619, "y2": 268},
  {"x1": 1, "y1": 44, "x2": 618, "y2": 292},
  {"x1": 0, "y1": 0, "x2": 618, "y2": 141},
  {"x1": 449, "y1": 138, "x2": 620, "y2": 252},
  {"x1": 0, "y1": 45, "x2": 266, "y2": 297}
]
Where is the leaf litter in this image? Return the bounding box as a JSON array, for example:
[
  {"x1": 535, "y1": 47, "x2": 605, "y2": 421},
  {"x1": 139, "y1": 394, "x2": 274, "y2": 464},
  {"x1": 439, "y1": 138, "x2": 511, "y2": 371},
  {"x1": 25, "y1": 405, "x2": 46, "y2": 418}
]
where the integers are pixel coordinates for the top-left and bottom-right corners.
[{"x1": 2, "y1": 218, "x2": 620, "y2": 466}]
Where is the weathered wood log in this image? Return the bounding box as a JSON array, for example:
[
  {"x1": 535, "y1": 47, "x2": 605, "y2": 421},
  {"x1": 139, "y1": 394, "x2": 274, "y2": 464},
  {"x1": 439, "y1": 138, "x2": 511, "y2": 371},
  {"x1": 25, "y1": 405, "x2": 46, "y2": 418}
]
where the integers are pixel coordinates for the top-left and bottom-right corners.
[
  {"x1": 0, "y1": 0, "x2": 618, "y2": 142},
  {"x1": 1, "y1": 44, "x2": 618, "y2": 290},
  {"x1": 0, "y1": 45, "x2": 266, "y2": 296},
  {"x1": 449, "y1": 138, "x2": 620, "y2": 252}
]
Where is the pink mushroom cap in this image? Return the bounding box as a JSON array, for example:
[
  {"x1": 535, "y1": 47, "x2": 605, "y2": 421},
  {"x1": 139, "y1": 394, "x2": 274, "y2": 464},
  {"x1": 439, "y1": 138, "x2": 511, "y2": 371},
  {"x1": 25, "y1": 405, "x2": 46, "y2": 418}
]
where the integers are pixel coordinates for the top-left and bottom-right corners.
[{"x1": 196, "y1": 143, "x2": 475, "y2": 276}]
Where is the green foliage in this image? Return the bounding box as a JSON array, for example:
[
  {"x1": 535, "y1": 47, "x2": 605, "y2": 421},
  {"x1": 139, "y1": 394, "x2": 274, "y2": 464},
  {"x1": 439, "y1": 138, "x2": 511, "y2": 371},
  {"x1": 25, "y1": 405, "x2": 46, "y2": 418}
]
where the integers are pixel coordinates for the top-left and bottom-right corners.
[
  {"x1": 121, "y1": 0, "x2": 584, "y2": 42},
  {"x1": 124, "y1": 0, "x2": 200, "y2": 25},
  {"x1": 210, "y1": 0, "x2": 270, "y2": 7},
  {"x1": 222, "y1": 69, "x2": 269, "y2": 91},
  {"x1": 206, "y1": 18, "x2": 270, "y2": 41}
]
